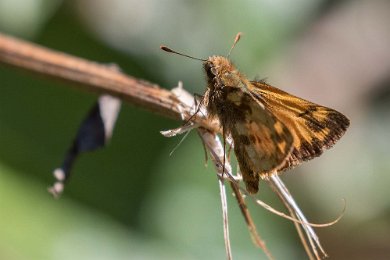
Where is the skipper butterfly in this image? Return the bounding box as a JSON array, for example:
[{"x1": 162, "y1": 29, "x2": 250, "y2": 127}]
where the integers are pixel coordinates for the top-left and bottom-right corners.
[{"x1": 161, "y1": 33, "x2": 349, "y2": 194}]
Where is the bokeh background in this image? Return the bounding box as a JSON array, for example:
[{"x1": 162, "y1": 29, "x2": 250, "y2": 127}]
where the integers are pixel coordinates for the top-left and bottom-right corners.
[{"x1": 1, "y1": 0, "x2": 390, "y2": 259}]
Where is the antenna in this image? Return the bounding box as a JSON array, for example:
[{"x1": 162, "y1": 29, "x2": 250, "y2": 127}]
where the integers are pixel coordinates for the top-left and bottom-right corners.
[
  {"x1": 227, "y1": 32, "x2": 242, "y2": 58},
  {"x1": 160, "y1": 45, "x2": 206, "y2": 61}
]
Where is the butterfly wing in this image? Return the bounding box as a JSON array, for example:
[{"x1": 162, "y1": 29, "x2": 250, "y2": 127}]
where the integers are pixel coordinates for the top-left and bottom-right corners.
[
  {"x1": 222, "y1": 88, "x2": 294, "y2": 194},
  {"x1": 249, "y1": 81, "x2": 350, "y2": 171}
]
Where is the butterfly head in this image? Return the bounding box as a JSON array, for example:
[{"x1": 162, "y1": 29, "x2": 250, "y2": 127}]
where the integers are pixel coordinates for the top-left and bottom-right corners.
[
  {"x1": 204, "y1": 56, "x2": 242, "y2": 90},
  {"x1": 160, "y1": 32, "x2": 244, "y2": 90}
]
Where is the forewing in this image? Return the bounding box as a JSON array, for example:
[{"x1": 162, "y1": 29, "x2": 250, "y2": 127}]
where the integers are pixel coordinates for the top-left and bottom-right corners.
[
  {"x1": 225, "y1": 90, "x2": 293, "y2": 193},
  {"x1": 249, "y1": 81, "x2": 350, "y2": 171}
]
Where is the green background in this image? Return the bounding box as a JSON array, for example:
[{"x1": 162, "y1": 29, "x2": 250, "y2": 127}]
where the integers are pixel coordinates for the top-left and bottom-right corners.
[{"x1": 1, "y1": 1, "x2": 390, "y2": 259}]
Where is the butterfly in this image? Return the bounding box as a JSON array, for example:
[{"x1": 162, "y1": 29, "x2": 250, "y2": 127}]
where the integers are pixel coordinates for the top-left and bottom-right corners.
[{"x1": 161, "y1": 33, "x2": 349, "y2": 194}]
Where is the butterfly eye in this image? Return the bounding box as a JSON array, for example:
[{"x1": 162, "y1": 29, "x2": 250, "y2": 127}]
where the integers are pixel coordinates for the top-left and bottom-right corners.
[{"x1": 210, "y1": 67, "x2": 217, "y2": 75}]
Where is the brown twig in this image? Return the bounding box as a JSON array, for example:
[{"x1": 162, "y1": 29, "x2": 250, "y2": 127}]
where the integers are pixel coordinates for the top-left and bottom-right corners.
[{"x1": 0, "y1": 33, "x2": 218, "y2": 131}]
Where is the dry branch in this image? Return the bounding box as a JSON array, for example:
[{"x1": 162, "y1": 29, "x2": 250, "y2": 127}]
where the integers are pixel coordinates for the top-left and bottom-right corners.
[{"x1": 0, "y1": 33, "x2": 218, "y2": 131}]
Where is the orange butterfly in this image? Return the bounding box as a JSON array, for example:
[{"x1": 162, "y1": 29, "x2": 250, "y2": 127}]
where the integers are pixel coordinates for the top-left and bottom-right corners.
[{"x1": 162, "y1": 33, "x2": 349, "y2": 194}]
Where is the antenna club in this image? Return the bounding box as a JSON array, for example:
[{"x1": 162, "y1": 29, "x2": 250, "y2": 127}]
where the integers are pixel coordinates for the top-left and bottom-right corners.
[
  {"x1": 227, "y1": 32, "x2": 243, "y2": 58},
  {"x1": 235, "y1": 32, "x2": 242, "y2": 42},
  {"x1": 160, "y1": 45, "x2": 173, "y2": 53},
  {"x1": 159, "y1": 45, "x2": 206, "y2": 61}
]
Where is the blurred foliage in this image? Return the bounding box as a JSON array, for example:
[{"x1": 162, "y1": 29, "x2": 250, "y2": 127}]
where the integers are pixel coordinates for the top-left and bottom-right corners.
[{"x1": 1, "y1": 0, "x2": 390, "y2": 259}]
